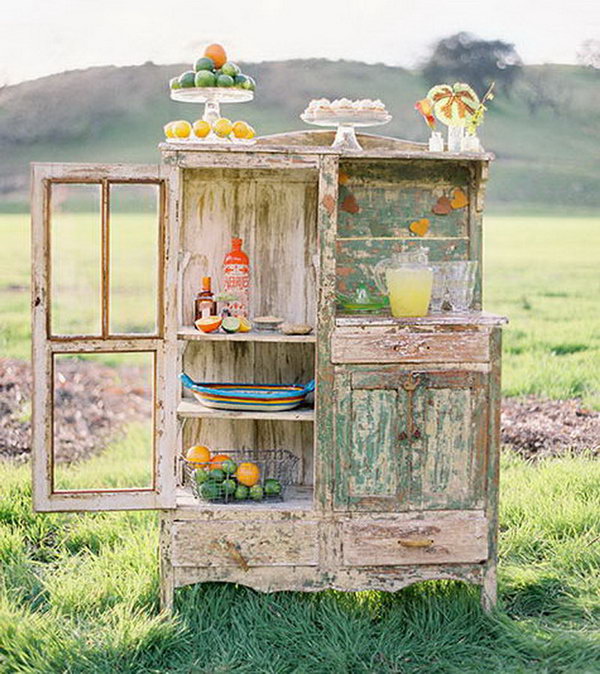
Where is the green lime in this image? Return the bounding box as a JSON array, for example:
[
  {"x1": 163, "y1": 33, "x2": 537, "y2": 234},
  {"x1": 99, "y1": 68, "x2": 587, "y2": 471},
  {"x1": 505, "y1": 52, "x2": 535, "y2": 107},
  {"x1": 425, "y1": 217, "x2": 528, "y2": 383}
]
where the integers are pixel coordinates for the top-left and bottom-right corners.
[
  {"x1": 216, "y1": 74, "x2": 234, "y2": 88},
  {"x1": 222, "y1": 316, "x2": 241, "y2": 333},
  {"x1": 222, "y1": 478, "x2": 237, "y2": 497},
  {"x1": 233, "y1": 74, "x2": 248, "y2": 88},
  {"x1": 195, "y1": 70, "x2": 216, "y2": 88},
  {"x1": 194, "y1": 469, "x2": 210, "y2": 485},
  {"x1": 221, "y1": 62, "x2": 241, "y2": 78},
  {"x1": 194, "y1": 56, "x2": 215, "y2": 72},
  {"x1": 241, "y1": 75, "x2": 256, "y2": 91},
  {"x1": 179, "y1": 70, "x2": 196, "y2": 88},
  {"x1": 249, "y1": 484, "x2": 264, "y2": 501},
  {"x1": 264, "y1": 478, "x2": 282, "y2": 496},
  {"x1": 221, "y1": 459, "x2": 237, "y2": 475},
  {"x1": 170, "y1": 76, "x2": 182, "y2": 90},
  {"x1": 200, "y1": 481, "x2": 222, "y2": 501},
  {"x1": 208, "y1": 468, "x2": 225, "y2": 482},
  {"x1": 234, "y1": 484, "x2": 249, "y2": 500}
]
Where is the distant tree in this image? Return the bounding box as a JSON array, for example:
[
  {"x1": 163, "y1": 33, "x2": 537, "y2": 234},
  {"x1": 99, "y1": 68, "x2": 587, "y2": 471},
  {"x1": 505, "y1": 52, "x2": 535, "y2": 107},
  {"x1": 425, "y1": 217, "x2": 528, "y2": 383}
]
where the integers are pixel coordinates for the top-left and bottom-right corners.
[
  {"x1": 577, "y1": 39, "x2": 600, "y2": 69},
  {"x1": 423, "y1": 32, "x2": 522, "y2": 97}
]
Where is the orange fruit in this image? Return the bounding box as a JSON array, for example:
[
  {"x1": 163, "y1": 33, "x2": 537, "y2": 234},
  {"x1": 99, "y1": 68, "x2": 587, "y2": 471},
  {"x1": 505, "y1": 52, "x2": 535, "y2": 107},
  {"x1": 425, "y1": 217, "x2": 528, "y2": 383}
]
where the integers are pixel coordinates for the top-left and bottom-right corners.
[
  {"x1": 193, "y1": 119, "x2": 211, "y2": 138},
  {"x1": 195, "y1": 316, "x2": 222, "y2": 333},
  {"x1": 232, "y1": 120, "x2": 250, "y2": 139},
  {"x1": 210, "y1": 453, "x2": 233, "y2": 470},
  {"x1": 235, "y1": 461, "x2": 260, "y2": 487},
  {"x1": 204, "y1": 43, "x2": 227, "y2": 69},
  {"x1": 185, "y1": 445, "x2": 211, "y2": 467},
  {"x1": 172, "y1": 120, "x2": 191, "y2": 138}
]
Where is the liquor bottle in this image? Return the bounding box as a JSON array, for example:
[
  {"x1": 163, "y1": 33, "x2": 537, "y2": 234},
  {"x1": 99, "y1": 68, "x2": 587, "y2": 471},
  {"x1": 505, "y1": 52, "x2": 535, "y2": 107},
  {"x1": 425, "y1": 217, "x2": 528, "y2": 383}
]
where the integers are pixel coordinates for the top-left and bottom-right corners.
[
  {"x1": 194, "y1": 276, "x2": 217, "y2": 321},
  {"x1": 223, "y1": 237, "x2": 250, "y2": 317}
]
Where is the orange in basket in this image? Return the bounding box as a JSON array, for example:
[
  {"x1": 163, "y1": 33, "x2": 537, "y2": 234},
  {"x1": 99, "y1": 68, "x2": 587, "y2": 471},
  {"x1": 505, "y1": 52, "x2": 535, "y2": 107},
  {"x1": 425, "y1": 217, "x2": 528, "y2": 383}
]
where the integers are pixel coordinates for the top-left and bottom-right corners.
[
  {"x1": 186, "y1": 445, "x2": 211, "y2": 467},
  {"x1": 235, "y1": 462, "x2": 260, "y2": 487},
  {"x1": 210, "y1": 453, "x2": 232, "y2": 470}
]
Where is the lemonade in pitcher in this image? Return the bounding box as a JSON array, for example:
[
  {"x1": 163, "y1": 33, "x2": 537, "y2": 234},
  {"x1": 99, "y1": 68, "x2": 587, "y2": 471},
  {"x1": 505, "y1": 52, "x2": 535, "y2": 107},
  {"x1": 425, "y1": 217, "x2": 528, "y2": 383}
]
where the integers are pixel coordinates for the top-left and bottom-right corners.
[
  {"x1": 374, "y1": 247, "x2": 433, "y2": 317},
  {"x1": 385, "y1": 267, "x2": 433, "y2": 317}
]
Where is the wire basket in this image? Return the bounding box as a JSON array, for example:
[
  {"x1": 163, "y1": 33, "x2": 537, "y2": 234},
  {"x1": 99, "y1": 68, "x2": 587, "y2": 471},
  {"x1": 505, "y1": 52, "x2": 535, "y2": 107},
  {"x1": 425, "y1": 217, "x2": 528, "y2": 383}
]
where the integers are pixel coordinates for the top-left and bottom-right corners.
[{"x1": 181, "y1": 449, "x2": 300, "y2": 504}]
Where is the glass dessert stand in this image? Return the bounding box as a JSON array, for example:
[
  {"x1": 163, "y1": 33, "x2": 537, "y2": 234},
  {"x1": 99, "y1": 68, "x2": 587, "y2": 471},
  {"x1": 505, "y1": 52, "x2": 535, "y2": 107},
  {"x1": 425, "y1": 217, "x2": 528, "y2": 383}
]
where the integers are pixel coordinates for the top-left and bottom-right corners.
[
  {"x1": 300, "y1": 113, "x2": 392, "y2": 151},
  {"x1": 170, "y1": 87, "x2": 254, "y2": 144}
]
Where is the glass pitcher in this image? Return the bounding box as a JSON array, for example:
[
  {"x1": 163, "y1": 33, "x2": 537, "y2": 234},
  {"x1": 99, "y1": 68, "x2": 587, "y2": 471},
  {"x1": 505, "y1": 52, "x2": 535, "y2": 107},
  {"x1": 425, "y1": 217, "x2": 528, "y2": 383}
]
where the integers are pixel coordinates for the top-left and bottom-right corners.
[{"x1": 373, "y1": 247, "x2": 433, "y2": 317}]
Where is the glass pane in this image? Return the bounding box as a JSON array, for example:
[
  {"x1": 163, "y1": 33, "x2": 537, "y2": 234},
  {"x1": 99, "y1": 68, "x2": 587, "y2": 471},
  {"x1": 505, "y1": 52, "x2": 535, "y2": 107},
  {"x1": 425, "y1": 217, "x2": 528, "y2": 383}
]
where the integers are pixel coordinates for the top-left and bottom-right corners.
[
  {"x1": 109, "y1": 184, "x2": 160, "y2": 334},
  {"x1": 53, "y1": 352, "x2": 154, "y2": 491},
  {"x1": 50, "y1": 183, "x2": 101, "y2": 335}
]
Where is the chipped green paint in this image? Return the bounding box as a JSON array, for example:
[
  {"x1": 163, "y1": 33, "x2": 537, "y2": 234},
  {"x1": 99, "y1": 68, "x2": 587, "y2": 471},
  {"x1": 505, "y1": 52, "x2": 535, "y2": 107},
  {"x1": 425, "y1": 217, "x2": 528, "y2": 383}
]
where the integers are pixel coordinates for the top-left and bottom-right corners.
[
  {"x1": 337, "y1": 184, "x2": 469, "y2": 239},
  {"x1": 336, "y1": 238, "x2": 469, "y2": 295}
]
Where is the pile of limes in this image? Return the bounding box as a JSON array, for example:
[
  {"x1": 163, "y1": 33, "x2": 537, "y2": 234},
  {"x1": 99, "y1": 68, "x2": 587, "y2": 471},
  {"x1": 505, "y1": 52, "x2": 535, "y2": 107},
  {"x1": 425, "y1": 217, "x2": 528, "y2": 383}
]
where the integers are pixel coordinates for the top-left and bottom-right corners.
[
  {"x1": 169, "y1": 43, "x2": 256, "y2": 92},
  {"x1": 185, "y1": 445, "x2": 282, "y2": 503},
  {"x1": 163, "y1": 118, "x2": 256, "y2": 141}
]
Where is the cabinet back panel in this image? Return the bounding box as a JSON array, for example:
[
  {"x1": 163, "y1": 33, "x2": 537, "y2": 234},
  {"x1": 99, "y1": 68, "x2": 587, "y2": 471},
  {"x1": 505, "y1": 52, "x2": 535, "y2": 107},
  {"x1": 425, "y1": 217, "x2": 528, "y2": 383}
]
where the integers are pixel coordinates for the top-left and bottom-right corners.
[{"x1": 181, "y1": 168, "x2": 318, "y2": 326}]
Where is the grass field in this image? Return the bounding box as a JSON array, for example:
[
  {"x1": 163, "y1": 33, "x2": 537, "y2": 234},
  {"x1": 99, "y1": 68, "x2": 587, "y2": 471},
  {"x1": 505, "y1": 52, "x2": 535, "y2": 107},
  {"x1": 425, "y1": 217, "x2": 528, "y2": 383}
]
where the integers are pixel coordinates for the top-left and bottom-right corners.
[{"x1": 1, "y1": 213, "x2": 599, "y2": 671}]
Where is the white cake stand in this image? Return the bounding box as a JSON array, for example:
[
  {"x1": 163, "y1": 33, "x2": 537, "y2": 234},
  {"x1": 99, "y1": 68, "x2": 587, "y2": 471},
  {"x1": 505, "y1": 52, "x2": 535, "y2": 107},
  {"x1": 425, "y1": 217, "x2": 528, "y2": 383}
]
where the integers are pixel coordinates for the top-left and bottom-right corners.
[
  {"x1": 171, "y1": 87, "x2": 254, "y2": 125},
  {"x1": 300, "y1": 113, "x2": 392, "y2": 151}
]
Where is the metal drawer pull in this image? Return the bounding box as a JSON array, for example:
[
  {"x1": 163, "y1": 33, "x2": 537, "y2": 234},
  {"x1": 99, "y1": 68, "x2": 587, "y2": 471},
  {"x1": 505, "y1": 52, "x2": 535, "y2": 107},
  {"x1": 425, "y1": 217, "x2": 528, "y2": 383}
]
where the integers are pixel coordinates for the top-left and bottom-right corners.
[
  {"x1": 397, "y1": 537, "x2": 434, "y2": 548},
  {"x1": 223, "y1": 540, "x2": 250, "y2": 571}
]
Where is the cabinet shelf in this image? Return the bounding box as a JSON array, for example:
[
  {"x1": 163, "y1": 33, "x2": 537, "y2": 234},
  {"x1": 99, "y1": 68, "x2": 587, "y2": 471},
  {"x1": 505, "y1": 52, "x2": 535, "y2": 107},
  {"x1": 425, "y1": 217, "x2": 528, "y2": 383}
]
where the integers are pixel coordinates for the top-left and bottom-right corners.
[
  {"x1": 176, "y1": 485, "x2": 313, "y2": 511},
  {"x1": 177, "y1": 399, "x2": 315, "y2": 421},
  {"x1": 179, "y1": 326, "x2": 316, "y2": 343}
]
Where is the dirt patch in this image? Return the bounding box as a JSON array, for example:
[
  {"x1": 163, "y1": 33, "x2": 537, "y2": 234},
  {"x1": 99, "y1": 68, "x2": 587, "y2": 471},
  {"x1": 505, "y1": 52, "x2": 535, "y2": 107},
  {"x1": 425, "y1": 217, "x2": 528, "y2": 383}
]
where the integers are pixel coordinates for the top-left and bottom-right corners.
[
  {"x1": 0, "y1": 358, "x2": 151, "y2": 463},
  {"x1": 0, "y1": 358, "x2": 598, "y2": 463},
  {"x1": 501, "y1": 396, "x2": 599, "y2": 460}
]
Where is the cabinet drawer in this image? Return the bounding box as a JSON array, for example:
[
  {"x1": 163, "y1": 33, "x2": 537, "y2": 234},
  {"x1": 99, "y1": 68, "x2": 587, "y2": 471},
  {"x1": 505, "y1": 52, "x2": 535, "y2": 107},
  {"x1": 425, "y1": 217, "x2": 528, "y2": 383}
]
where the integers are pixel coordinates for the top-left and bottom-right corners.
[
  {"x1": 172, "y1": 520, "x2": 319, "y2": 568},
  {"x1": 341, "y1": 512, "x2": 488, "y2": 566},
  {"x1": 332, "y1": 328, "x2": 490, "y2": 364}
]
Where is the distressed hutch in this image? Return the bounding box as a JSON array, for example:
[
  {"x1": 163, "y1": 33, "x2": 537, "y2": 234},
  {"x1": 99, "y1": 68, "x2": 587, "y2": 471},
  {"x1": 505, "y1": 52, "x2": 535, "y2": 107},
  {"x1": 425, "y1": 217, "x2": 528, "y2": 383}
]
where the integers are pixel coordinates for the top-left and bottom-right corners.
[{"x1": 31, "y1": 130, "x2": 506, "y2": 611}]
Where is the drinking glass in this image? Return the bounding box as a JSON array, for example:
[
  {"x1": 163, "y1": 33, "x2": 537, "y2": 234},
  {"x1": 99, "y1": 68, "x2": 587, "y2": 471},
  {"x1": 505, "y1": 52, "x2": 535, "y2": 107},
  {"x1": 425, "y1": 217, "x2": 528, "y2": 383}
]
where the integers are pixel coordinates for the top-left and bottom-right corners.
[
  {"x1": 445, "y1": 261, "x2": 478, "y2": 311},
  {"x1": 429, "y1": 263, "x2": 447, "y2": 312}
]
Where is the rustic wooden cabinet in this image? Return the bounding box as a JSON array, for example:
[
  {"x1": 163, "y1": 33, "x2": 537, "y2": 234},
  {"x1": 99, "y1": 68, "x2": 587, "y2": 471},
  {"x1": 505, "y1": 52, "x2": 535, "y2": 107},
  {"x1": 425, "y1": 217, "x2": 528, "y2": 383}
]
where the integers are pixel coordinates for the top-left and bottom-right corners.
[{"x1": 31, "y1": 130, "x2": 505, "y2": 611}]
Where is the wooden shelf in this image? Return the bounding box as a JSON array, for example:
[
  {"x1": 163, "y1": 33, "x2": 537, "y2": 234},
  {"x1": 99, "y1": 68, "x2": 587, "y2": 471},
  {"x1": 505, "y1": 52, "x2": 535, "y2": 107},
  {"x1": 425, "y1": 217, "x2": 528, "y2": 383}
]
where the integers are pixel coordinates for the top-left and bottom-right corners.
[
  {"x1": 176, "y1": 485, "x2": 313, "y2": 512},
  {"x1": 177, "y1": 399, "x2": 315, "y2": 422},
  {"x1": 178, "y1": 326, "x2": 316, "y2": 343}
]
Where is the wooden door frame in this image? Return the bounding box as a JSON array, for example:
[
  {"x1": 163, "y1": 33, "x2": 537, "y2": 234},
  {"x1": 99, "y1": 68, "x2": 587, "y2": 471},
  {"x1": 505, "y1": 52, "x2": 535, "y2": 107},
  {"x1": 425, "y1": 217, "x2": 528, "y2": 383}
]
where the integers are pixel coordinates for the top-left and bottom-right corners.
[{"x1": 31, "y1": 162, "x2": 179, "y2": 512}]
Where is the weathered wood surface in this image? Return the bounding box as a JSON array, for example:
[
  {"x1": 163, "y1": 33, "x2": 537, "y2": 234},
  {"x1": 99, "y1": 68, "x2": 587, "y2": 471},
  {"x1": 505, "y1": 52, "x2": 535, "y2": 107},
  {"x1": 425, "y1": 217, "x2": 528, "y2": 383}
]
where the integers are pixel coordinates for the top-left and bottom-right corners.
[
  {"x1": 332, "y1": 327, "x2": 490, "y2": 363},
  {"x1": 335, "y1": 312, "x2": 508, "y2": 328},
  {"x1": 175, "y1": 485, "x2": 313, "y2": 515},
  {"x1": 335, "y1": 366, "x2": 487, "y2": 512},
  {"x1": 171, "y1": 563, "x2": 485, "y2": 594},
  {"x1": 178, "y1": 326, "x2": 315, "y2": 342},
  {"x1": 341, "y1": 512, "x2": 488, "y2": 566},
  {"x1": 171, "y1": 519, "x2": 320, "y2": 567}
]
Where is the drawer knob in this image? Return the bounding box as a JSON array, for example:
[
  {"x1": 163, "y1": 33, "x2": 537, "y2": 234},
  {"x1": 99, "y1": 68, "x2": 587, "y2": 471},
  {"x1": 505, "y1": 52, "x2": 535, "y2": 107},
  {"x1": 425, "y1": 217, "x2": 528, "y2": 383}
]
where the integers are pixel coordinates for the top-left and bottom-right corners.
[
  {"x1": 397, "y1": 537, "x2": 434, "y2": 548},
  {"x1": 223, "y1": 540, "x2": 250, "y2": 571}
]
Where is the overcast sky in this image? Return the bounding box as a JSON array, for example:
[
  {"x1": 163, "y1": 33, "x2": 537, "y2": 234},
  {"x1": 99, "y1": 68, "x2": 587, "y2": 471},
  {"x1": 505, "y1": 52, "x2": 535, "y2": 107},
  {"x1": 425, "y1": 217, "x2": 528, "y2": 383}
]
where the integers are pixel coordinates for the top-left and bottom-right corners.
[{"x1": 1, "y1": 0, "x2": 598, "y2": 85}]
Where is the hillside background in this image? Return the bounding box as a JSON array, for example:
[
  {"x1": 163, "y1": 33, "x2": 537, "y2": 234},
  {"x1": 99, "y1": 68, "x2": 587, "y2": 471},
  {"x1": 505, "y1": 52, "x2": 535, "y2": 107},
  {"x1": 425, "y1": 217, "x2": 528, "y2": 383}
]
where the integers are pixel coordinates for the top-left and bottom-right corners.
[{"x1": 0, "y1": 59, "x2": 599, "y2": 212}]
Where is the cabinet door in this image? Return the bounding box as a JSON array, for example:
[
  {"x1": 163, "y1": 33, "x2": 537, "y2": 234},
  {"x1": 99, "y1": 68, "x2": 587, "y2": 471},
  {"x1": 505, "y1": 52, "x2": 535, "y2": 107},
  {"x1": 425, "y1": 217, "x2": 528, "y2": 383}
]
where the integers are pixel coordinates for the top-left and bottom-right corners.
[
  {"x1": 335, "y1": 367, "x2": 487, "y2": 511},
  {"x1": 31, "y1": 163, "x2": 179, "y2": 511}
]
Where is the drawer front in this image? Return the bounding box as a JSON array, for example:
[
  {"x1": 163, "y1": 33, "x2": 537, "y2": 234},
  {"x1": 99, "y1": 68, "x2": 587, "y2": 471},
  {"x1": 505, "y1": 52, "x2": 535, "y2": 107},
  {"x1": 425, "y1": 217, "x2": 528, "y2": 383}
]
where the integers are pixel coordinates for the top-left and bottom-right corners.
[
  {"x1": 332, "y1": 328, "x2": 489, "y2": 364},
  {"x1": 341, "y1": 512, "x2": 488, "y2": 566},
  {"x1": 172, "y1": 520, "x2": 319, "y2": 568}
]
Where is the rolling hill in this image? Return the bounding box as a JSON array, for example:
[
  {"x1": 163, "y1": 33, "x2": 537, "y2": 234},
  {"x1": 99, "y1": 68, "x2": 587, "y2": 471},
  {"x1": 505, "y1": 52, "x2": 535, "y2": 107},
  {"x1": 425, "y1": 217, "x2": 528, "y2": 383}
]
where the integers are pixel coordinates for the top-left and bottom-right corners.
[{"x1": 0, "y1": 59, "x2": 598, "y2": 212}]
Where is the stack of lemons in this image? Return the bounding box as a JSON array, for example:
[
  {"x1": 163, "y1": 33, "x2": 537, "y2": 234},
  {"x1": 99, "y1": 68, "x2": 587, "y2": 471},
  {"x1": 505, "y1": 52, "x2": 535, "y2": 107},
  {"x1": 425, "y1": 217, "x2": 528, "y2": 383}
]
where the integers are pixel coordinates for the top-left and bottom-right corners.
[{"x1": 163, "y1": 118, "x2": 256, "y2": 141}]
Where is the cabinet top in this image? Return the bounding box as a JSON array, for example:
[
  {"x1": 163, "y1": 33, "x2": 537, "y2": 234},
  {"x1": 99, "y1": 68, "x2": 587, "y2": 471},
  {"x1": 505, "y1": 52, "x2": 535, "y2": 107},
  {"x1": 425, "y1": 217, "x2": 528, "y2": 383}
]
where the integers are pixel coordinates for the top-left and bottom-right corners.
[
  {"x1": 159, "y1": 129, "x2": 495, "y2": 163},
  {"x1": 336, "y1": 312, "x2": 508, "y2": 328}
]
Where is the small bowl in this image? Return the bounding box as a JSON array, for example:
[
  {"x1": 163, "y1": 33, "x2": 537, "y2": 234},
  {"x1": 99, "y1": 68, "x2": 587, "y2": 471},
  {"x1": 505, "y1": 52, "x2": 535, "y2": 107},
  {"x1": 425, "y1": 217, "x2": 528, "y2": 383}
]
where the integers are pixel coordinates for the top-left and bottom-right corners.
[{"x1": 253, "y1": 316, "x2": 284, "y2": 331}]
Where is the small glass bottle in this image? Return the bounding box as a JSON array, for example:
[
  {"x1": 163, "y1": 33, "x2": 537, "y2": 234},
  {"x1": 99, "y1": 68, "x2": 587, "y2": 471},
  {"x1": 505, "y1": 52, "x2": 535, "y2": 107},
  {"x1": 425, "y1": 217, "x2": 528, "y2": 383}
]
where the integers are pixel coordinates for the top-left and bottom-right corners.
[
  {"x1": 194, "y1": 276, "x2": 217, "y2": 321},
  {"x1": 223, "y1": 237, "x2": 250, "y2": 317}
]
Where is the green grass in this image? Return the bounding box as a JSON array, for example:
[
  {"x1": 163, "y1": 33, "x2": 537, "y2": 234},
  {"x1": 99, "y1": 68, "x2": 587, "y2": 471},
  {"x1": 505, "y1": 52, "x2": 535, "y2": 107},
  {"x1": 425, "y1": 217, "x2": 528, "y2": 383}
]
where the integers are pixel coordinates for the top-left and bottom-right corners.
[
  {"x1": 0, "y1": 448, "x2": 598, "y2": 673},
  {"x1": 3, "y1": 212, "x2": 599, "y2": 406}
]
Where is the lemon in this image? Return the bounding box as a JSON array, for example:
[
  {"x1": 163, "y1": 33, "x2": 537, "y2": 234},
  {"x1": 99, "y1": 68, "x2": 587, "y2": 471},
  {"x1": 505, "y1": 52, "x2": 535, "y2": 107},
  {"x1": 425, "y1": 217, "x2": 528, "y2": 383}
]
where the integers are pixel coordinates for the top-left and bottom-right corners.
[
  {"x1": 245, "y1": 125, "x2": 256, "y2": 140},
  {"x1": 193, "y1": 119, "x2": 211, "y2": 138},
  {"x1": 213, "y1": 118, "x2": 233, "y2": 138},
  {"x1": 163, "y1": 122, "x2": 176, "y2": 139},
  {"x1": 232, "y1": 120, "x2": 250, "y2": 139},
  {"x1": 172, "y1": 120, "x2": 192, "y2": 138}
]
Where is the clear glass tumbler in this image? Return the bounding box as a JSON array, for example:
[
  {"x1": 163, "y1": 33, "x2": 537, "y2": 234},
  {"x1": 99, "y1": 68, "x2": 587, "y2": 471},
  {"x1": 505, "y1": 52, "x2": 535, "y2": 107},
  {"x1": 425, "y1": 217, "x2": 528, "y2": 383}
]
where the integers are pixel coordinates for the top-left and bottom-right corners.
[
  {"x1": 429, "y1": 263, "x2": 448, "y2": 312},
  {"x1": 444, "y1": 261, "x2": 478, "y2": 311}
]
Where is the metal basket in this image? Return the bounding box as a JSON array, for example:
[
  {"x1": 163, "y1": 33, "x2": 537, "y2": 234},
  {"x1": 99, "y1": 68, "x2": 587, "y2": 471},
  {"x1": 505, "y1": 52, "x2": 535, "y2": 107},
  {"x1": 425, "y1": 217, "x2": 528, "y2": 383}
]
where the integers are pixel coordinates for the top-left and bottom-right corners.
[{"x1": 181, "y1": 449, "x2": 300, "y2": 504}]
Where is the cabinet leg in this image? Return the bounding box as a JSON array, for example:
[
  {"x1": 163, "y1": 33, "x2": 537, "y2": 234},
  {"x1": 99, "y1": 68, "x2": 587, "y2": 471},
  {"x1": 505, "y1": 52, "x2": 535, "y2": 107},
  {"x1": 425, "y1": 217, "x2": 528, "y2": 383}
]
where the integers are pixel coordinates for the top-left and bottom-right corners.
[
  {"x1": 159, "y1": 513, "x2": 174, "y2": 613},
  {"x1": 481, "y1": 564, "x2": 497, "y2": 612}
]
